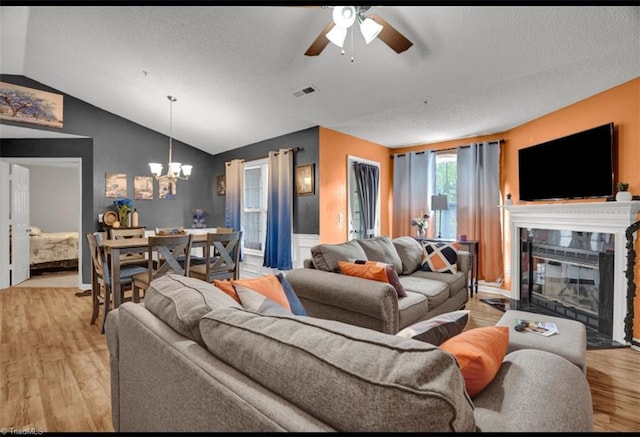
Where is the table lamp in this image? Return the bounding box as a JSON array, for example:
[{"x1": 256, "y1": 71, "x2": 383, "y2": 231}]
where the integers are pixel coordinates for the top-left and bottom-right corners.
[{"x1": 431, "y1": 194, "x2": 449, "y2": 239}]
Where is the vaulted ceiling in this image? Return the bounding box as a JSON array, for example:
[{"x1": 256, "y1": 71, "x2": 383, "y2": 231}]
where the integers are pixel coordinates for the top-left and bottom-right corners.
[{"x1": 1, "y1": 5, "x2": 638, "y2": 155}]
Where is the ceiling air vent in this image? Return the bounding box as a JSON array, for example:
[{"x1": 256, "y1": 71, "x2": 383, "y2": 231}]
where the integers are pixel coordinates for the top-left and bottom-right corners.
[{"x1": 292, "y1": 86, "x2": 317, "y2": 97}]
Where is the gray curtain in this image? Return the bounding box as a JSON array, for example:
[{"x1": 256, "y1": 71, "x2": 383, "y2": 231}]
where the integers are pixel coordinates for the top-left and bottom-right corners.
[
  {"x1": 353, "y1": 162, "x2": 379, "y2": 239},
  {"x1": 225, "y1": 159, "x2": 244, "y2": 260},
  {"x1": 457, "y1": 141, "x2": 503, "y2": 282},
  {"x1": 392, "y1": 151, "x2": 436, "y2": 238}
]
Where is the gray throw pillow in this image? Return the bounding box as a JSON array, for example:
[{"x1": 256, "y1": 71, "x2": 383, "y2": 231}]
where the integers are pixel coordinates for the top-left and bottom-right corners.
[
  {"x1": 357, "y1": 236, "x2": 403, "y2": 274},
  {"x1": 310, "y1": 240, "x2": 368, "y2": 272},
  {"x1": 144, "y1": 274, "x2": 241, "y2": 346},
  {"x1": 392, "y1": 236, "x2": 425, "y2": 275},
  {"x1": 396, "y1": 310, "x2": 470, "y2": 346}
]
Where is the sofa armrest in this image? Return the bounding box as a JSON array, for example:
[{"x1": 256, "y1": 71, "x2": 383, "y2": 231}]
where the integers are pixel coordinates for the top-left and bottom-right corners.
[
  {"x1": 456, "y1": 251, "x2": 470, "y2": 278},
  {"x1": 285, "y1": 268, "x2": 400, "y2": 333},
  {"x1": 105, "y1": 308, "x2": 121, "y2": 432},
  {"x1": 472, "y1": 349, "x2": 593, "y2": 432}
]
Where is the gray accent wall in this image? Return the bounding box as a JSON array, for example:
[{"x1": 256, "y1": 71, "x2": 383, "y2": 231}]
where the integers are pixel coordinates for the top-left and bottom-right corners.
[
  {"x1": 209, "y1": 127, "x2": 320, "y2": 235},
  {"x1": 1, "y1": 75, "x2": 322, "y2": 284}
]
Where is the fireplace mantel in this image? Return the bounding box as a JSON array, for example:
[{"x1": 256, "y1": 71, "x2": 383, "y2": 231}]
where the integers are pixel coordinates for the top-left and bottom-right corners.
[{"x1": 506, "y1": 201, "x2": 640, "y2": 344}]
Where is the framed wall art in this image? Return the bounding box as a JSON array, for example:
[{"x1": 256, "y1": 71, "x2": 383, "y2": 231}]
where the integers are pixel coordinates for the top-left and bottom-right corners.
[
  {"x1": 0, "y1": 81, "x2": 64, "y2": 128},
  {"x1": 216, "y1": 175, "x2": 226, "y2": 196},
  {"x1": 134, "y1": 176, "x2": 153, "y2": 200},
  {"x1": 296, "y1": 164, "x2": 314, "y2": 195},
  {"x1": 105, "y1": 173, "x2": 127, "y2": 198},
  {"x1": 159, "y1": 178, "x2": 176, "y2": 199}
]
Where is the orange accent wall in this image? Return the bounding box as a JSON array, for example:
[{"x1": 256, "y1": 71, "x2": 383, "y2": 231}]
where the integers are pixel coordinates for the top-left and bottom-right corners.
[
  {"x1": 318, "y1": 127, "x2": 392, "y2": 243},
  {"x1": 388, "y1": 76, "x2": 640, "y2": 337}
]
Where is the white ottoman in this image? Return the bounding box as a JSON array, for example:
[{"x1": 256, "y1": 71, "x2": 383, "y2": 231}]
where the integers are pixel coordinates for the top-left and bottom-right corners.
[{"x1": 496, "y1": 309, "x2": 587, "y2": 373}]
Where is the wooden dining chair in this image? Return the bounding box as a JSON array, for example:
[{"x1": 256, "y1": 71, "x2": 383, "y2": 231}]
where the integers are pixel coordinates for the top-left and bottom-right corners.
[
  {"x1": 108, "y1": 227, "x2": 148, "y2": 267},
  {"x1": 132, "y1": 233, "x2": 193, "y2": 302},
  {"x1": 189, "y1": 231, "x2": 242, "y2": 282},
  {"x1": 86, "y1": 232, "x2": 148, "y2": 333}
]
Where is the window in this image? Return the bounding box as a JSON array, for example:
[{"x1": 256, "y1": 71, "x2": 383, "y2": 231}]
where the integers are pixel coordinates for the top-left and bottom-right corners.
[
  {"x1": 434, "y1": 152, "x2": 457, "y2": 240},
  {"x1": 243, "y1": 158, "x2": 268, "y2": 252}
]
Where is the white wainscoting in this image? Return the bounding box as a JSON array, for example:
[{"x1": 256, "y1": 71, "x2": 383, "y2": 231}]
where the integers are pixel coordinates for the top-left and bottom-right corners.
[
  {"x1": 505, "y1": 201, "x2": 640, "y2": 344},
  {"x1": 239, "y1": 233, "x2": 320, "y2": 279}
]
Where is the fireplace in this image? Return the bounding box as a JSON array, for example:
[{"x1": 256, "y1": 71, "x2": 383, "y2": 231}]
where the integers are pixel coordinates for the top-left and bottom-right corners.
[
  {"x1": 506, "y1": 202, "x2": 640, "y2": 344},
  {"x1": 520, "y1": 228, "x2": 615, "y2": 336}
]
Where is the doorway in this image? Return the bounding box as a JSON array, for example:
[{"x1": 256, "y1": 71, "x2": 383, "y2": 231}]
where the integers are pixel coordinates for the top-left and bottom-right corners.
[
  {"x1": 0, "y1": 157, "x2": 82, "y2": 288},
  {"x1": 347, "y1": 156, "x2": 381, "y2": 241}
]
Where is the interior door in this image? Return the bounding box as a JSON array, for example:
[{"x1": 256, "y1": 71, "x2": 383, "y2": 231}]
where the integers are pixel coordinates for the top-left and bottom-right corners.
[
  {"x1": 347, "y1": 156, "x2": 380, "y2": 240},
  {"x1": 11, "y1": 164, "x2": 30, "y2": 285}
]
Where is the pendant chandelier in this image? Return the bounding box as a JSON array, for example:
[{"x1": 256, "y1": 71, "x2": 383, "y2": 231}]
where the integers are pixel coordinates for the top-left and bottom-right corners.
[{"x1": 149, "y1": 95, "x2": 192, "y2": 181}]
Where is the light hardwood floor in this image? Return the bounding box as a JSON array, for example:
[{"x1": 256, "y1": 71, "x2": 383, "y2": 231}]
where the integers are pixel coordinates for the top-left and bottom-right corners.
[{"x1": 0, "y1": 285, "x2": 638, "y2": 432}]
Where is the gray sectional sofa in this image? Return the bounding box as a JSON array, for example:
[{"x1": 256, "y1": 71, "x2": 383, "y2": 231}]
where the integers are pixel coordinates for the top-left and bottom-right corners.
[
  {"x1": 105, "y1": 274, "x2": 594, "y2": 432},
  {"x1": 286, "y1": 236, "x2": 470, "y2": 334}
]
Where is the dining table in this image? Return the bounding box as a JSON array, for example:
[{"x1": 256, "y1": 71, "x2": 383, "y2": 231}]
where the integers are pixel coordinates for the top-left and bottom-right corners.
[{"x1": 100, "y1": 233, "x2": 209, "y2": 308}]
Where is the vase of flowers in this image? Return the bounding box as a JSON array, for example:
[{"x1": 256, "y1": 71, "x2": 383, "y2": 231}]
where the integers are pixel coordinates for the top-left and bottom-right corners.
[
  {"x1": 114, "y1": 198, "x2": 134, "y2": 227},
  {"x1": 412, "y1": 213, "x2": 430, "y2": 238}
]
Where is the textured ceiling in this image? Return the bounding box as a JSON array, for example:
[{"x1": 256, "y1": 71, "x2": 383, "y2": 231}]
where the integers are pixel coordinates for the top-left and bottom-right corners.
[{"x1": 1, "y1": 5, "x2": 638, "y2": 155}]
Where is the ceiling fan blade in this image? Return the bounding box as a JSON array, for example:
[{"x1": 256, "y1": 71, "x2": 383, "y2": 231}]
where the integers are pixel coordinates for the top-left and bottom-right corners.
[
  {"x1": 367, "y1": 14, "x2": 413, "y2": 54},
  {"x1": 304, "y1": 20, "x2": 335, "y2": 56}
]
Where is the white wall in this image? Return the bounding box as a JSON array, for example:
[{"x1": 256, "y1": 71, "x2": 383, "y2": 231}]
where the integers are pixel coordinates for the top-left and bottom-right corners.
[{"x1": 26, "y1": 164, "x2": 79, "y2": 232}]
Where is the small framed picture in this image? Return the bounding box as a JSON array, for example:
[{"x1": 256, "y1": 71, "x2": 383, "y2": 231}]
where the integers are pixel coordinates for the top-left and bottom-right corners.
[
  {"x1": 217, "y1": 175, "x2": 226, "y2": 196},
  {"x1": 296, "y1": 164, "x2": 314, "y2": 195}
]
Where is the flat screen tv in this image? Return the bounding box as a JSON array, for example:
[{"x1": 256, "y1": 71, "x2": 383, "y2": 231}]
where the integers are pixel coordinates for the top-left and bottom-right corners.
[{"x1": 518, "y1": 122, "x2": 614, "y2": 201}]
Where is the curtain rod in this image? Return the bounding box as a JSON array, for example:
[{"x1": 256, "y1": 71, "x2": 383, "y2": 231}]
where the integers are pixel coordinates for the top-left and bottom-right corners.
[
  {"x1": 226, "y1": 147, "x2": 302, "y2": 165},
  {"x1": 390, "y1": 139, "x2": 503, "y2": 158}
]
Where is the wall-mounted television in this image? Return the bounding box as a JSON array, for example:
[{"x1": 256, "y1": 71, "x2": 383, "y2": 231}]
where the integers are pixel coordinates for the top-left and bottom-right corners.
[{"x1": 518, "y1": 122, "x2": 614, "y2": 201}]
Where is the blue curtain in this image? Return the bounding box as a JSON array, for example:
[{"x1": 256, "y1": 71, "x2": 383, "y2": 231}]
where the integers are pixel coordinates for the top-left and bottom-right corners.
[
  {"x1": 225, "y1": 159, "x2": 244, "y2": 260},
  {"x1": 263, "y1": 149, "x2": 293, "y2": 270},
  {"x1": 392, "y1": 150, "x2": 436, "y2": 238},
  {"x1": 353, "y1": 162, "x2": 379, "y2": 239}
]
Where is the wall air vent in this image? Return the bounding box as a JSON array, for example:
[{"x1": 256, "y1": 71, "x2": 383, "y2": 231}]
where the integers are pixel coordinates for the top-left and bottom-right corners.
[{"x1": 292, "y1": 86, "x2": 317, "y2": 97}]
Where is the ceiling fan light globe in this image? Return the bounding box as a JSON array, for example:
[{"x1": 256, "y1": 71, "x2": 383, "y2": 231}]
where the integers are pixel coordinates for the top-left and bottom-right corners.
[
  {"x1": 326, "y1": 25, "x2": 347, "y2": 48},
  {"x1": 360, "y1": 18, "x2": 383, "y2": 44},
  {"x1": 332, "y1": 6, "x2": 356, "y2": 28}
]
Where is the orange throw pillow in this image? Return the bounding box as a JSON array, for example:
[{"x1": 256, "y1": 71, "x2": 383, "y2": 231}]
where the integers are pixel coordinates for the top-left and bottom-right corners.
[
  {"x1": 439, "y1": 326, "x2": 509, "y2": 397},
  {"x1": 231, "y1": 275, "x2": 291, "y2": 311},
  {"x1": 213, "y1": 280, "x2": 240, "y2": 303},
  {"x1": 338, "y1": 260, "x2": 389, "y2": 283}
]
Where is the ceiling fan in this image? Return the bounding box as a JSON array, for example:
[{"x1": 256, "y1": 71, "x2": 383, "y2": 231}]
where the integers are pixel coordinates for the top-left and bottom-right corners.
[{"x1": 304, "y1": 6, "x2": 413, "y2": 57}]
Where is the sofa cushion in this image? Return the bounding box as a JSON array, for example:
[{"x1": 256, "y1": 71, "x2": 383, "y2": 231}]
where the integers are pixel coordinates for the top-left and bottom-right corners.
[
  {"x1": 277, "y1": 273, "x2": 308, "y2": 316},
  {"x1": 399, "y1": 276, "x2": 450, "y2": 310},
  {"x1": 397, "y1": 310, "x2": 470, "y2": 346},
  {"x1": 200, "y1": 307, "x2": 475, "y2": 432},
  {"x1": 144, "y1": 274, "x2": 241, "y2": 346},
  {"x1": 440, "y1": 326, "x2": 509, "y2": 397},
  {"x1": 310, "y1": 240, "x2": 368, "y2": 272},
  {"x1": 356, "y1": 236, "x2": 403, "y2": 274},
  {"x1": 421, "y1": 242, "x2": 460, "y2": 274},
  {"x1": 216, "y1": 275, "x2": 308, "y2": 315},
  {"x1": 392, "y1": 236, "x2": 425, "y2": 275},
  {"x1": 409, "y1": 270, "x2": 467, "y2": 298},
  {"x1": 338, "y1": 260, "x2": 407, "y2": 298}
]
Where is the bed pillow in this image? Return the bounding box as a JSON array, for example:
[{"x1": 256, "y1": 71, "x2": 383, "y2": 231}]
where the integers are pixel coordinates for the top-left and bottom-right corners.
[
  {"x1": 338, "y1": 260, "x2": 407, "y2": 298},
  {"x1": 421, "y1": 242, "x2": 460, "y2": 274},
  {"x1": 439, "y1": 326, "x2": 509, "y2": 397},
  {"x1": 29, "y1": 226, "x2": 42, "y2": 236},
  {"x1": 396, "y1": 310, "x2": 470, "y2": 346}
]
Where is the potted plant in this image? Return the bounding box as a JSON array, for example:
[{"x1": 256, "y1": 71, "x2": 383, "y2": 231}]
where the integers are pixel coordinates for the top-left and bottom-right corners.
[
  {"x1": 616, "y1": 182, "x2": 631, "y2": 202},
  {"x1": 505, "y1": 193, "x2": 513, "y2": 205}
]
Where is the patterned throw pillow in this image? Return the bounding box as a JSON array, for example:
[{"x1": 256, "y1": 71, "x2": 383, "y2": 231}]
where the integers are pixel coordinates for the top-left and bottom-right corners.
[
  {"x1": 439, "y1": 326, "x2": 509, "y2": 397},
  {"x1": 396, "y1": 310, "x2": 470, "y2": 346},
  {"x1": 234, "y1": 284, "x2": 294, "y2": 316},
  {"x1": 214, "y1": 274, "x2": 308, "y2": 316},
  {"x1": 421, "y1": 242, "x2": 460, "y2": 274},
  {"x1": 338, "y1": 260, "x2": 407, "y2": 298}
]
